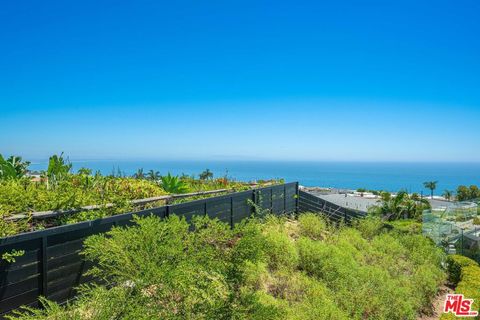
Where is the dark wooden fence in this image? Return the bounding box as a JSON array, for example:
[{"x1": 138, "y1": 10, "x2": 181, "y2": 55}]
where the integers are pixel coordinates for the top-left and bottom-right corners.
[
  {"x1": 0, "y1": 182, "x2": 298, "y2": 317},
  {"x1": 298, "y1": 190, "x2": 366, "y2": 223}
]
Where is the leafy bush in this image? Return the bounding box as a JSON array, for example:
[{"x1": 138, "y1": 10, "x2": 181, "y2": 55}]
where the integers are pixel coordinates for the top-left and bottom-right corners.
[
  {"x1": 297, "y1": 213, "x2": 327, "y2": 240},
  {"x1": 0, "y1": 164, "x2": 266, "y2": 236},
  {"x1": 455, "y1": 265, "x2": 480, "y2": 317},
  {"x1": 441, "y1": 255, "x2": 480, "y2": 320},
  {"x1": 0, "y1": 155, "x2": 29, "y2": 180},
  {"x1": 473, "y1": 216, "x2": 480, "y2": 225},
  {"x1": 386, "y1": 219, "x2": 422, "y2": 235},
  {"x1": 446, "y1": 254, "x2": 478, "y2": 285},
  {"x1": 160, "y1": 173, "x2": 189, "y2": 193},
  {"x1": 370, "y1": 191, "x2": 431, "y2": 220},
  {"x1": 263, "y1": 228, "x2": 298, "y2": 271},
  {"x1": 9, "y1": 213, "x2": 446, "y2": 319},
  {"x1": 354, "y1": 215, "x2": 384, "y2": 239},
  {"x1": 298, "y1": 220, "x2": 444, "y2": 319}
]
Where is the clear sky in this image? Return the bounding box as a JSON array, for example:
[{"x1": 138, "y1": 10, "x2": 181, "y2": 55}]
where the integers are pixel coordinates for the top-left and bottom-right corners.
[{"x1": 1, "y1": 1, "x2": 479, "y2": 162}]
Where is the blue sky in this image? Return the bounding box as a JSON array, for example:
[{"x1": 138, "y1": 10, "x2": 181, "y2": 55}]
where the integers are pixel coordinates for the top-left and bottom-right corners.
[{"x1": 1, "y1": 1, "x2": 479, "y2": 161}]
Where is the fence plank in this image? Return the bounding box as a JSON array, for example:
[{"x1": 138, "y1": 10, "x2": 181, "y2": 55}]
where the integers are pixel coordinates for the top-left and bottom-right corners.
[{"x1": 0, "y1": 183, "x2": 298, "y2": 317}]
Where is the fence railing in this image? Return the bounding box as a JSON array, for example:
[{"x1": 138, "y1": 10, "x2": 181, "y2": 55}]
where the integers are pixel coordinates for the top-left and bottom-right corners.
[
  {"x1": 0, "y1": 182, "x2": 298, "y2": 316},
  {"x1": 298, "y1": 190, "x2": 366, "y2": 222}
]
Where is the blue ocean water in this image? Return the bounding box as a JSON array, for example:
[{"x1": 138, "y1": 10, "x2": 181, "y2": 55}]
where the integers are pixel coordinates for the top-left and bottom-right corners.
[{"x1": 29, "y1": 160, "x2": 480, "y2": 195}]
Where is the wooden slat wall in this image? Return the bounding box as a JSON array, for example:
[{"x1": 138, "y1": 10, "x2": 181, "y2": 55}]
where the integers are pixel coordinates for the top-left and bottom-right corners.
[
  {"x1": 298, "y1": 190, "x2": 366, "y2": 223},
  {"x1": 0, "y1": 182, "x2": 298, "y2": 317}
]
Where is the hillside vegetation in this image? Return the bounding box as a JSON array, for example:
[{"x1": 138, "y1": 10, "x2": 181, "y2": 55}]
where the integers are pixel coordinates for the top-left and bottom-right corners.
[
  {"x1": 0, "y1": 154, "x2": 270, "y2": 237},
  {"x1": 9, "y1": 213, "x2": 445, "y2": 320}
]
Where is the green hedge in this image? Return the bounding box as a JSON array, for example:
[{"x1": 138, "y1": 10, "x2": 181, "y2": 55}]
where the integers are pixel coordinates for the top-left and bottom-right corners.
[
  {"x1": 442, "y1": 255, "x2": 480, "y2": 319},
  {"x1": 446, "y1": 255, "x2": 479, "y2": 286}
]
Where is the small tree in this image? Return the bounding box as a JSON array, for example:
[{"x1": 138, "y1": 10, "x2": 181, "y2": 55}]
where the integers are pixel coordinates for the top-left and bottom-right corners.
[
  {"x1": 46, "y1": 153, "x2": 72, "y2": 188},
  {"x1": 160, "y1": 173, "x2": 189, "y2": 193},
  {"x1": 442, "y1": 190, "x2": 453, "y2": 201},
  {"x1": 0, "y1": 155, "x2": 30, "y2": 180},
  {"x1": 457, "y1": 185, "x2": 470, "y2": 201},
  {"x1": 147, "y1": 170, "x2": 161, "y2": 181},
  {"x1": 199, "y1": 169, "x2": 213, "y2": 180},
  {"x1": 469, "y1": 185, "x2": 480, "y2": 200},
  {"x1": 423, "y1": 181, "x2": 438, "y2": 199},
  {"x1": 133, "y1": 168, "x2": 145, "y2": 179}
]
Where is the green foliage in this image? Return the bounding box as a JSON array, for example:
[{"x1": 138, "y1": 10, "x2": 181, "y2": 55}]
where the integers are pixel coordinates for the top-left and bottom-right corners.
[
  {"x1": 160, "y1": 173, "x2": 189, "y2": 193},
  {"x1": 474, "y1": 216, "x2": 480, "y2": 225},
  {"x1": 297, "y1": 212, "x2": 328, "y2": 240},
  {"x1": 147, "y1": 169, "x2": 161, "y2": 181},
  {"x1": 457, "y1": 184, "x2": 480, "y2": 201},
  {"x1": 199, "y1": 168, "x2": 214, "y2": 180},
  {"x1": 1, "y1": 249, "x2": 25, "y2": 263},
  {"x1": 442, "y1": 189, "x2": 453, "y2": 201},
  {"x1": 386, "y1": 219, "x2": 422, "y2": 235},
  {"x1": 0, "y1": 153, "x2": 265, "y2": 236},
  {"x1": 262, "y1": 221, "x2": 299, "y2": 270},
  {"x1": 423, "y1": 181, "x2": 438, "y2": 198},
  {"x1": 132, "y1": 168, "x2": 145, "y2": 179},
  {"x1": 0, "y1": 155, "x2": 29, "y2": 180},
  {"x1": 46, "y1": 153, "x2": 72, "y2": 188},
  {"x1": 455, "y1": 265, "x2": 480, "y2": 317},
  {"x1": 297, "y1": 218, "x2": 445, "y2": 319},
  {"x1": 442, "y1": 255, "x2": 480, "y2": 319},
  {"x1": 371, "y1": 190, "x2": 431, "y2": 220},
  {"x1": 0, "y1": 176, "x2": 168, "y2": 235},
  {"x1": 446, "y1": 254, "x2": 478, "y2": 285},
  {"x1": 0, "y1": 216, "x2": 30, "y2": 238},
  {"x1": 354, "y1": 215, "x2": 384, "y2": 239},
  {"x1": 9, "y1": 212, "x2": 445, "y2": 319}
]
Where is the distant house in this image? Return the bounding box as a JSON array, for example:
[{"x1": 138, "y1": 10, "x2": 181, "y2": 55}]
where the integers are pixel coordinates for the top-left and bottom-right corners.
[{"x1": 27, "y1": 172, "x2": 45, "y2": 183}]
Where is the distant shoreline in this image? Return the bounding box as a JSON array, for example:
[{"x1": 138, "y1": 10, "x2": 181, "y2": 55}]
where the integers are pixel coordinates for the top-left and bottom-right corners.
[{"x1": 27, "y1": 160, "x2": 480, "y2": 196}]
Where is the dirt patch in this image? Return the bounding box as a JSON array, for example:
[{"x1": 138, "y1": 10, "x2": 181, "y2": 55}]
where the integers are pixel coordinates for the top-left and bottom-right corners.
[{"x1": 418, "y1": 285, "x2": 454, "y2": 320}]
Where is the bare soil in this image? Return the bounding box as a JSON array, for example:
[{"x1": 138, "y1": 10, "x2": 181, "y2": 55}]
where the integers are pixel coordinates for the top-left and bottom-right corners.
[{"x1": 418, "y1": 285, "x2": 454, "y2": 320}]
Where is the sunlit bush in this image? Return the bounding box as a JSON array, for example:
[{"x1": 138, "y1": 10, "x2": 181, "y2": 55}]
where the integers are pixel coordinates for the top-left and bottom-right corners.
[{"x1": 9, "y1": 213, "x2": 446, "y2": 320}]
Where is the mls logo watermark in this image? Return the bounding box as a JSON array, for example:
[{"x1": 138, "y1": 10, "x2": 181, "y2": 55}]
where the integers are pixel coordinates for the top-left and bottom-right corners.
[{"x1": 443, "y1": 294, "x2": 478, "y2": 317}]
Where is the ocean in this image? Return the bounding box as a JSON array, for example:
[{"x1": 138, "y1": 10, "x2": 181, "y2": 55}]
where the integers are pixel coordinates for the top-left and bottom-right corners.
[{"x1": 29, "y1": 160, "x2": 480, "y2": 195}]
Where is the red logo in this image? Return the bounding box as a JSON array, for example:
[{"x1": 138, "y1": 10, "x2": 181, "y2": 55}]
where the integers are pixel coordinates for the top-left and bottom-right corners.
[{"x1": 443, "y1": 294, "x2": 478, "y2": 317}]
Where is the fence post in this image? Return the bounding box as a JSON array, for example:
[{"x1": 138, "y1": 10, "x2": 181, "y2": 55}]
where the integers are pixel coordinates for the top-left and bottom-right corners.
[
  {"x1": 252, "y1": 190, "x2": 257, "y2": 216},
  {"x1": 461, "y1": 229, "x2": 464, "y2": 256},
  {"x1": 41, "y1": 236, "x2": 48, "y2": 297},
  {"x1": 270, "y1": 188, "x2": 273, "y2": 214},
  {"x1": 295, "y1": 182, "x2": 299, "y2": 216},
  {"x1": 230, "y1": 197, "x2": 234, "y2": 229},
  {"x1": 283, "y1": 184, "x2": 287, "y2": 214}
]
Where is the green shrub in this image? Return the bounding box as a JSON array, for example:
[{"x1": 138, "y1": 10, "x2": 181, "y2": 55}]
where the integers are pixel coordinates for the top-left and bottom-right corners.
[
  {"x1": 455, "y1": 265, "x2": 480, "y2": 318},
  {"x1": 354, "y1": 215, "x2": 384, "y2": 239},
  {"x1": 440, "y1": 259, "x2": 480, "y2": 320},
  {"x1": 446, "y1": 254, "x2": 479, "y2": 285},
  {"x1": 263, "y1": 228, "x2": 298, "y2": 271},
  {"x1": 387, "y1": 219, "x2": 422, "y2": 234},
  {"x1": 271, "y1": 270, "x2": 348, "y2": 320},
  {"x1": 473, "y1": 217, "x2": 480, "y2": 225},
  {"x1": 8, "y1": 213, "x2": 446, "y2": 320},
  {"x1": 297, "y1": 213, "x2": 327, "y2": 240},
  {"x1": 296, "y1": 216, "x2": 445, "y2": 320}
]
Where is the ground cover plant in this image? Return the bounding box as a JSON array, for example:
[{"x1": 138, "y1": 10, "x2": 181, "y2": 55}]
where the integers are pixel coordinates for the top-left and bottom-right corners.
[
  {"x1": 0, "y1": 154, "x2": 275, "y2": 237},
  {"x1": 9, "y1": 213, "x2": 446, "y2": 320},
  {"x1": 441, "y1": 255, "x2": 480, "y2": 319}
]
